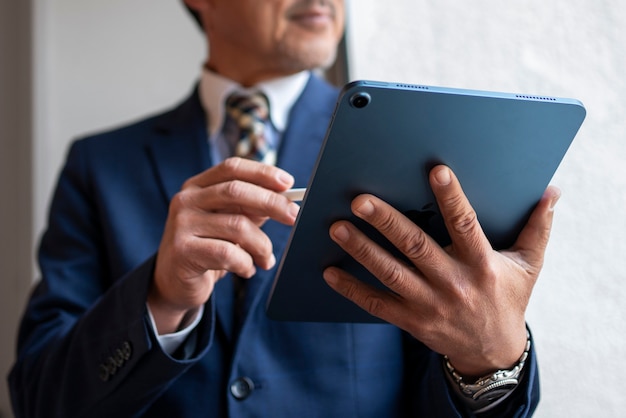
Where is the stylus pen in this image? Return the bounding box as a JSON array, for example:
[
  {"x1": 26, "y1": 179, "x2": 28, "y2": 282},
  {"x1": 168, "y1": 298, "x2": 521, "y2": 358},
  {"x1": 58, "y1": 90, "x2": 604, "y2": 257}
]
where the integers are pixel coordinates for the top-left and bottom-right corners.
[{"x1": 281, "y1": 188, "x2": 306, "y2": 202}]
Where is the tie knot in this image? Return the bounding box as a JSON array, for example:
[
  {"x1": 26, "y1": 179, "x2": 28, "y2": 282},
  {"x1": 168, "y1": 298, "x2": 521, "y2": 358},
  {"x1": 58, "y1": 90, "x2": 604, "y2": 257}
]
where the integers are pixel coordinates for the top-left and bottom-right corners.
[
  {"x1": 225, "y1": 92, "x2": 270, "y2": 131},
  {"x1": 225, "y1": 92, "x2": 275, "y2": 165}
]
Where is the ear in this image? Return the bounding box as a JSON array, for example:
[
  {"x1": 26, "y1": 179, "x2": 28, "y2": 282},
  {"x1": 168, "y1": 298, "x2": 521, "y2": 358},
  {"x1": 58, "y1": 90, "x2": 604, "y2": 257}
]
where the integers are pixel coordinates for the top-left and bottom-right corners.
[
  {"x1": 182, "y1": 0, "x2": 215, "y2": 32},
  {"x1": 183, "y1": 0, "x2": 212, "y2": 13}
]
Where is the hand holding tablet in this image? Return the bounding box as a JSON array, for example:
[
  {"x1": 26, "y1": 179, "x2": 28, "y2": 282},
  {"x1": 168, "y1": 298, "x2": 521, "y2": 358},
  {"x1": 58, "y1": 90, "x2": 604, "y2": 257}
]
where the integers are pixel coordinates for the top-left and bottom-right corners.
[{"x1": 267, "y1": 80, "x2": 586, "y2": 323}]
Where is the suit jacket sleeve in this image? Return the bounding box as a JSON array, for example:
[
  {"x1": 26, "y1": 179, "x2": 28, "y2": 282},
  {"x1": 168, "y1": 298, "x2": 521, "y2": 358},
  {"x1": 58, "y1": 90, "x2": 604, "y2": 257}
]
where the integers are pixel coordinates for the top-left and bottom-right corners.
[
  {"x1": 8, "y1": 139, "x2": 216, "y2": 418},
  {"x1": 403, "y1": 332, "x2": 540, "y2": 417}
]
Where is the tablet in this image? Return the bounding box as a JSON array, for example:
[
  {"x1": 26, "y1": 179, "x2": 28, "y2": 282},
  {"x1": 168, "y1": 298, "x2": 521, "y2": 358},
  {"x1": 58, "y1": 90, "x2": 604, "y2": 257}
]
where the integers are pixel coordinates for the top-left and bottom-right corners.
[{"x1": 266, "y1": 80, "x2": 586, "y2": 323}]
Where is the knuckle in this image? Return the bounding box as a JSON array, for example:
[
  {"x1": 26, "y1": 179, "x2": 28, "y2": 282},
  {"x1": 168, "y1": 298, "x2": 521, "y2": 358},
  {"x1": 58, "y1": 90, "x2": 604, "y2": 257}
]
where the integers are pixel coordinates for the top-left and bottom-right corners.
[
  {"x1": 403, "y1": 232, "x2": 432, "y2": 260},
  {"x1": 170, "y1": 189, "x2": 193, "y2": 211},
  {"x1": 449, "y1": 277, "x2": 474, "y2": 307},
  {"x1": 181, "y1": 177, "x2": 195, "y2": 190},
  {"x1": 222, "y1": 156, "x2": 243, "y2": 173},
  {"x1": 376, "y1": 211, "x2": 400, "y2": 234},
  {"x1": 339, "y1": 279, "x2": 358, "y2": 300},
  {"x1": 448, "y1": 208, "x2": 478, "y2": 235},
  {"x1": 222, "y1": 180, "x2": 247, "y2": 200},
  {"x1": 258, "y1": 162, "x2": 276, "y2": 178},
  {"x1": 261, "y1": 190, "x2": 284, "y2": 213},
  {"x1": 477, "y1": 258, "x2": 499, "y2": 282},
  {"x1": 382, "y1": 262, "x2": 405, "y2": 289},
  {"x1": 225, "y1": 214, "x2": 248, "y2": 234},
  {"x1": 173, "y1": 234, "x2": 194, "y2": 258},
  {"x1": 362, "y1": 293, "x2": 387, "y2": 317},
  {"x1": 537, "y1": 222, "x2": 553, "y2": 243},
  {"x1": 350, "y1": 241, "x2": 376, "y2": 263},
  {"x1": 209, "y1": 241, "x2": 237, "y2": 266}
]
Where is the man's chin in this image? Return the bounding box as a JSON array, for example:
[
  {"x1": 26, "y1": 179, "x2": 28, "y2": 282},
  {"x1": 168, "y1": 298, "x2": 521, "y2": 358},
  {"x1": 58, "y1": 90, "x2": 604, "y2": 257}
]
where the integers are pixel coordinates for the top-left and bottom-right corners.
[{"x1": 278, "y1": 39, "x2": 339, "y2": 71}]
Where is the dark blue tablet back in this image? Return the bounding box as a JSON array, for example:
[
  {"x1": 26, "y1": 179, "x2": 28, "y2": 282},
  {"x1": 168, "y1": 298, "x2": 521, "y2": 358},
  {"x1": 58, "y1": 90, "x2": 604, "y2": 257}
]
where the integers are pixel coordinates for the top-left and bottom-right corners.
[{"x1": 267, "y1": 81, "x2": 586, "y2": 322}]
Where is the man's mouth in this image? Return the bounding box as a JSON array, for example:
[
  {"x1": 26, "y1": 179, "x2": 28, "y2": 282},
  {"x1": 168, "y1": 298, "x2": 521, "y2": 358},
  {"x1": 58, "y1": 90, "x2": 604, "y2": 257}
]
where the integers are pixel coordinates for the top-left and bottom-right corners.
[{"x1": 287, "y1": 1, "x2": 336, "y2": 30}]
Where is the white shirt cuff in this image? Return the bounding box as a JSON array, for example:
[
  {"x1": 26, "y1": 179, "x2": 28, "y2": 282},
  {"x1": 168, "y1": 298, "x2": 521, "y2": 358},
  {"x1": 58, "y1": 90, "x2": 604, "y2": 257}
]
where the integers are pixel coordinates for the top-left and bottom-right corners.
[{"x1": 146, "y1": 304, "x2": 204, "y2": 356}]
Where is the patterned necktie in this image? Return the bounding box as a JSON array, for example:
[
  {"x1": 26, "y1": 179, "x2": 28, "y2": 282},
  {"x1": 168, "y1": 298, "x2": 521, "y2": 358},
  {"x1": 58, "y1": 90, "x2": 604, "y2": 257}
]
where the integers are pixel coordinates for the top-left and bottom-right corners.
[
  {"x1": 225, "y1": 92, "x2": 276, "y2": 165},
  {"x1": 224, "y1": 92, "x2": 274, "y2": 331}
]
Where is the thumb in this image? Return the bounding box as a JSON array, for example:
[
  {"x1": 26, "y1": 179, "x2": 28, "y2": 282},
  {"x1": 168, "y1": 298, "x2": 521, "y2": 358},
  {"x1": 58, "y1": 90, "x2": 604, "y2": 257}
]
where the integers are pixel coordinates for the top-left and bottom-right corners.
[{"x1": 511, "y1": 185, "x2": 561, "y2": 269}]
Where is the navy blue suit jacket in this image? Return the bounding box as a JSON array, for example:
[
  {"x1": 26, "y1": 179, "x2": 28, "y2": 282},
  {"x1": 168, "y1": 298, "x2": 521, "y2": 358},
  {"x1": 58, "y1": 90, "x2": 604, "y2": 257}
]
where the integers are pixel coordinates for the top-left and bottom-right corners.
[{"x1": 9, "y1": 75, "x2": 539, "y2": 417}]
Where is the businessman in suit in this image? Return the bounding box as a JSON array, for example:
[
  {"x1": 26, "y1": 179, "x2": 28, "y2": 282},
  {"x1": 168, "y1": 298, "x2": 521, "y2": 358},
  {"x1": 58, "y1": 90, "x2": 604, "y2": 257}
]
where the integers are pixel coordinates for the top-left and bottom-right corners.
[{"x1": 10, "y1": 0, "x2": 557, "y2": 416}]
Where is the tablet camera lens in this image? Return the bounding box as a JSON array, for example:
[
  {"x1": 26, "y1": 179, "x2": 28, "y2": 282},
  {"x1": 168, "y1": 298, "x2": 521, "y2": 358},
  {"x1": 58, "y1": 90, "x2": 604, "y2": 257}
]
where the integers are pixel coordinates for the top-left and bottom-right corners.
[{"x1": 350, "y1": 92, "x2": 371, "y2": 109}]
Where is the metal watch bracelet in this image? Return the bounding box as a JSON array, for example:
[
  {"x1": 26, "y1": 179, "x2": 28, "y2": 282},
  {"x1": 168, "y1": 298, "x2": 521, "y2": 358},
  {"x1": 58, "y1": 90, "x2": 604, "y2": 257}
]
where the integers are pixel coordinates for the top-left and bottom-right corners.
[{"x1": 443, "y1": 330, "x2": 531, "y2": 412}]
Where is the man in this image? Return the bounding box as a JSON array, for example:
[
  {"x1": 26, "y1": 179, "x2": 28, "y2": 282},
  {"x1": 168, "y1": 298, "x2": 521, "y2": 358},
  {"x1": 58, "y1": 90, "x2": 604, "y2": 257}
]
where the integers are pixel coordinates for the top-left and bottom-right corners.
[{"x1": 9, "y1": 0, "x2": 555, "y2": 416}]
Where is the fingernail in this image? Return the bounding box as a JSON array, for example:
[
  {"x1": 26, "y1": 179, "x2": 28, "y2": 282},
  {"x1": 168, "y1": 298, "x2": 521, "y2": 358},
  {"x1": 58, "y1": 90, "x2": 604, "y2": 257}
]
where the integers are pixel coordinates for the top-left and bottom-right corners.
[
  {"x1": 323, "y1": 268, "x2": 338, "y2": 286},
  {"x1": 434, "y1": 167, "x2": 451, "y2": 186},
  {"x1": 331, "y1": 224, "x2": 350, "y2": 243},
  {"x1": 278, "y1": 171, "x2": 294, "y2": 186},
  {"x1": 268, "y1": 253, "x2": 276, "y2": 269},
  {"x1": 288, "y1": 202, "x2": 300, "y2": 219},
  {"x1": 550, "y1": 188, "x2": 562, "y2": 210},
  {"x1": 354, "y1": 199, "x2": 375, "y2": 217}
]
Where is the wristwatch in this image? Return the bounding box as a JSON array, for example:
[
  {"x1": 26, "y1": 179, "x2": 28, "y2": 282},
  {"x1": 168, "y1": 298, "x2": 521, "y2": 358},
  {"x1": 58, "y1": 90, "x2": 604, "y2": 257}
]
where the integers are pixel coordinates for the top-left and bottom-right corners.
[{"x1": 443, "y1": 331, "x2": 531, "y2": 412}]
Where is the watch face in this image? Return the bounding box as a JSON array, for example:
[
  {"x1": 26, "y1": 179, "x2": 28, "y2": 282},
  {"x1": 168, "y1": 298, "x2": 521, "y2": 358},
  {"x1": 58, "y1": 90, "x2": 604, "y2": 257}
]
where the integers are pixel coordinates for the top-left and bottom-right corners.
[{"x1": 475, "y1": 384, "x2": 519, "y2": 402}]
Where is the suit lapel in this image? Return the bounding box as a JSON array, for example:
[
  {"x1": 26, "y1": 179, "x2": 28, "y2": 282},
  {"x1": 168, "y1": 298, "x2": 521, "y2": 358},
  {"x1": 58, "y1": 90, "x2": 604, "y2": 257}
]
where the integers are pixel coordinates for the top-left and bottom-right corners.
[{"x1": 147, "y1": 87, "x2": 212, "y2": 202}]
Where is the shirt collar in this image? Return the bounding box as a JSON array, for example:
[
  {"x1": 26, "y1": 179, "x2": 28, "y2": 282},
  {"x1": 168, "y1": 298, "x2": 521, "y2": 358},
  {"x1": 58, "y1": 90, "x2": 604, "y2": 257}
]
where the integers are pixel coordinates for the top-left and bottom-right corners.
[{"x1": 199, "y1": 67, "x2": 311, "y2": 137}]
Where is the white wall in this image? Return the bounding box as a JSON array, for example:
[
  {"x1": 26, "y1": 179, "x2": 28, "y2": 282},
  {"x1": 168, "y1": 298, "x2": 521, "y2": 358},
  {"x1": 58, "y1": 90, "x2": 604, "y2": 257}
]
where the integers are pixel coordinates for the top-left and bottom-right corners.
[
  {"x1": 0, "y1": 0, "x2": 204, "y2": 416},
  {"x1": 346, "y1": 1, "x2": 626, "y2": 416},
  {"x1": 31, "y1": 0, "x2": 205, "y2": 239},
  {"x1": 2, "y1": 0, "x2": 624, "y2": 417},
  {"x1": 0, "y1": 1, "x2": 33, "y2": 416}
]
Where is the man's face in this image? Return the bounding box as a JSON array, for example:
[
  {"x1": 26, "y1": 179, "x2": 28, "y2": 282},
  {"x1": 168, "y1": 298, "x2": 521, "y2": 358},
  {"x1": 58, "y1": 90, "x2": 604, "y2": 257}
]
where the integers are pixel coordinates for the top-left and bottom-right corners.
[{"x1": 197, "y1": 0, "x2": 345, "y2": 85}]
